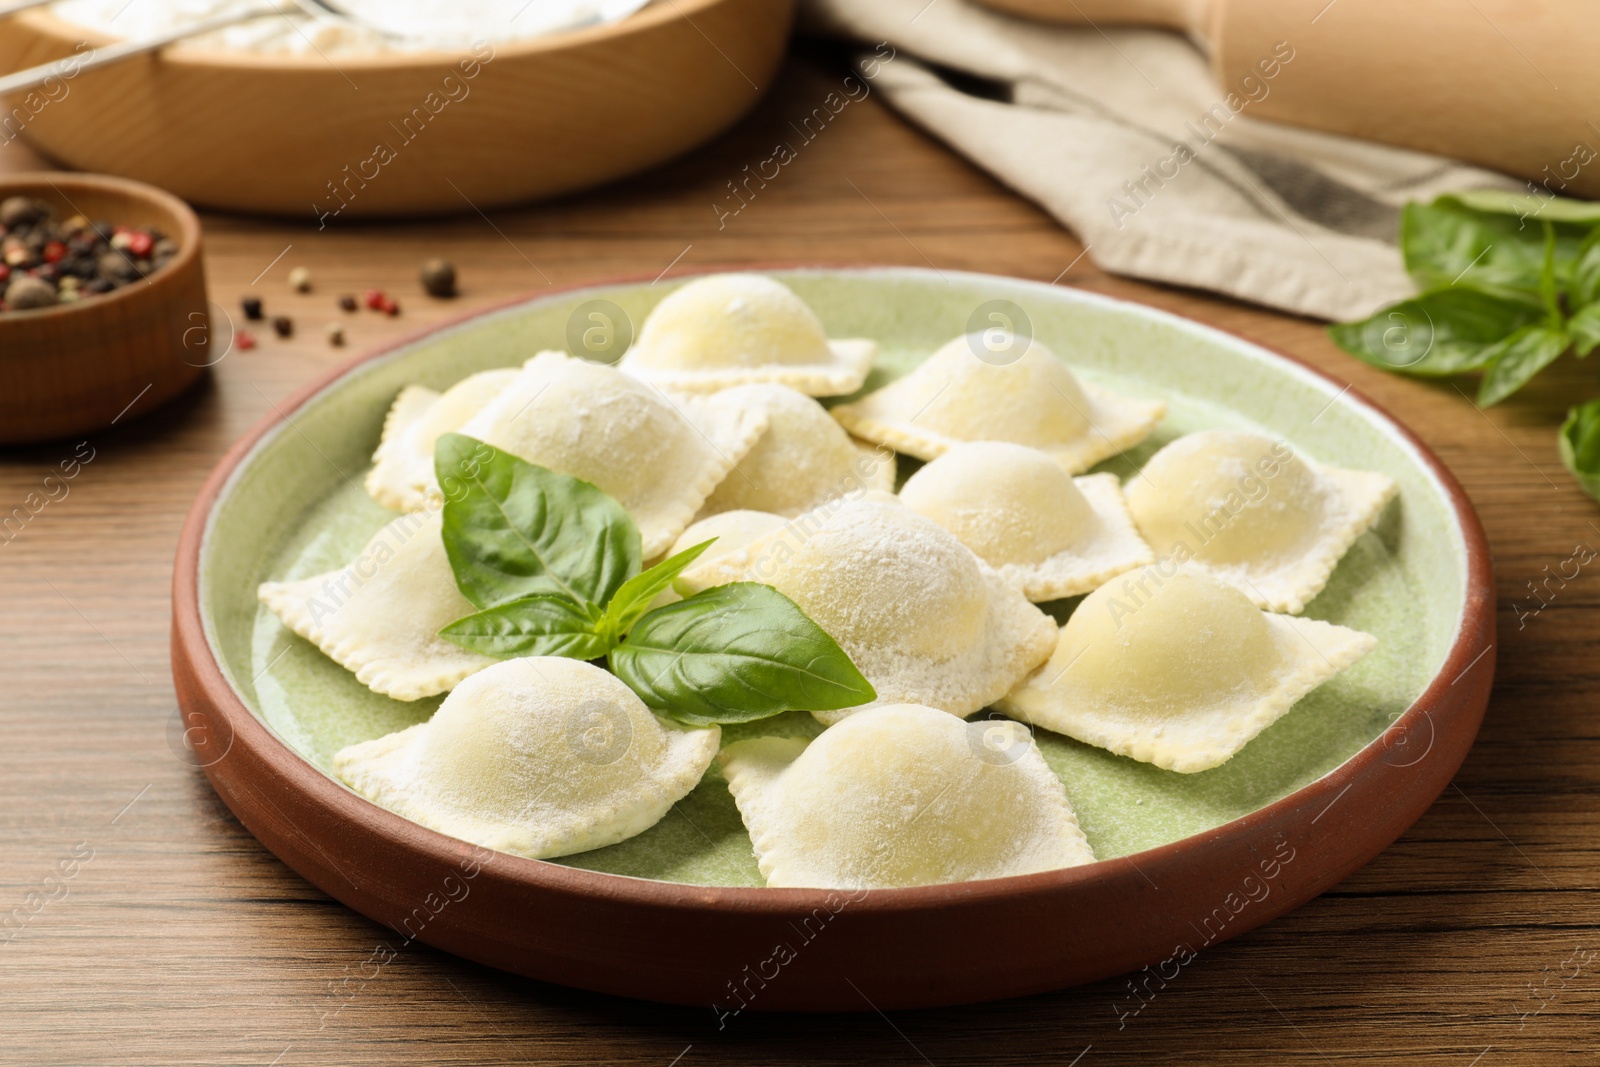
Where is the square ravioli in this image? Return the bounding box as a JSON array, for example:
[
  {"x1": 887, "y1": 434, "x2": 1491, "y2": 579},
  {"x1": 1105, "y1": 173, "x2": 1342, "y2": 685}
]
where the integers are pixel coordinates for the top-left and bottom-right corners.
[
  {"x1": 719, "y1": 704, "x2": 1095, "y2": 889},
  {"x1": 619, "y1": 273, "x2": 875, "y2": 396},
  {"x1": 458, "y1": 351, "x2": 767, "y2": 559},
  {"x1": 1124, "y1": 430, "x2": 1397, "y2": 614},
  {"x1": 258, "y1": 511, "x2": 495, "y2": 701},
  {"x1": 831, "y1": 334, "x2": 1164, "y2": 473},
  {"x1": 898, "y1": 441, "x2": 1153, "y2": 601},
  {"x1": 998, "y1": 569, "x2": 1377, "y2": 773},
  {"x1": 677, "y1": 495, "x2": 1057, "y2": 725}
]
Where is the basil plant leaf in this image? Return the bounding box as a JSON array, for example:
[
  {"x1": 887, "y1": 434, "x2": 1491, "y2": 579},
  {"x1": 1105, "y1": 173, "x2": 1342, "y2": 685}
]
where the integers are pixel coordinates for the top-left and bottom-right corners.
[
  {"x1": 1560, "y1": 399, "x2": 1600, "y2": 502},
  {"x1": 1476, "y1": 324, "x2": 1570, "y2": 407},
  {"x1": 1569, "y1": 303, "x2": 1600, "y2": 357},
  {"x1": 440, "y1": 594, "x2": 612, "y2": 660},
  {"x1": 1442, "y1": 189, "x2": 1600, "y2": 228},
  {"x1": 1570, "y1": 228, "x2": 1600, "y2": 309},
  {"x1": 435, "y1": 433, "x2": 640, "y2": 609},
  {"x1": 1327, "y1": 287, "x2": 1542, "y2": 377},
  {"x1": 608, "y1": 582, "x2": 877, "y2": 726},
  {"x1": 1403, "y1": 198, "x2": 1587, "y2": 294},
  {"x1": 600, "y1": 539, "x2": 717, "y2": 642}
]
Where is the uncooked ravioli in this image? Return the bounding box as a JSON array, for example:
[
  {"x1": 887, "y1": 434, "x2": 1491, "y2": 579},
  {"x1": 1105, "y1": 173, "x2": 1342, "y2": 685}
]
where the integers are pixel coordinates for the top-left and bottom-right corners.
[
  {"x1": 898, "y1": 441, "x2": 1152, "y2": 601},
  {"x1": 719, "y1": 703, "x2": 1096, "y2": 889},
  {"x1": 334, "y1": 657, "x2": 720, "y2": 860},
  {"x1": 365, "y1": 368, "x2": 519, "y2": 512},
  {"x1": 697, "y1": 383, "x2": 894, "y2": 518},
  {"x1": 831, "y1": 334, "x2": 1164, "y2": 472},
  {"x1": 677, "y1": 496, "x2": 1057, "y2": 725},
  {"x1": 257, "y1": 511, "x2": 495, "y2": 701},
  {"x1": 458, "y1": 351, "x2": 766, "y2": 558},
  {"x1": 1123, "y1": 430, "x2": 1396, "y2": 613},
  {"x1": 998, "y1": 569, "x2": 1376, "y2": 773},
  {"x1": 620, "y1": 273, "x2": 876, "y2": 396}
]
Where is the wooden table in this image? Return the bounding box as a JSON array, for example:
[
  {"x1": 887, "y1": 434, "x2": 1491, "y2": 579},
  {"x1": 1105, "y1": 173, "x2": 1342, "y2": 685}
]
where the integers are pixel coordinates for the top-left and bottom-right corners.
[{"x1": 1, "y1": 53, "x2": 1594, "y2": 1067}]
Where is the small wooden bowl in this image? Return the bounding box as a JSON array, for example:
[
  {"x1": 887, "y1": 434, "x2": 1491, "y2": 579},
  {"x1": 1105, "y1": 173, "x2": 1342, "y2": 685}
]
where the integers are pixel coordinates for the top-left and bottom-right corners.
[
  {"x1": 0, "y1": 172, "x2": 208, "y2": 445},
  {"x1": 0, "y1": 0, "x2": 793, "y2": 218}
]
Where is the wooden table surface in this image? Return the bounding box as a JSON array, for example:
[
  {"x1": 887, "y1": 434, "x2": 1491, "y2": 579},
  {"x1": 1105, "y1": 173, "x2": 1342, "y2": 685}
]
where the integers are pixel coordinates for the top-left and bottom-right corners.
[{"x1": 2, "y1": 51, "x2": 1595, "y2": 1067}]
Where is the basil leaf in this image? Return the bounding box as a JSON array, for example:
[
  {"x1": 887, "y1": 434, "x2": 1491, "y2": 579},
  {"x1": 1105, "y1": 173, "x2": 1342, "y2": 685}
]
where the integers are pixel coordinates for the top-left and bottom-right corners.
[
  {"x1": 1560, "y1": 399, "x2": 1600, "y2": 501},
  {"x1": 1476, "y1": 324, "x2": 1570, "y2": 406},
  {"x1": 608, "y1": 582, "x2": 876, "y2": 726},
  {"x1": 1569, "y1": 303, "x2": 1600, "y2": 357},
  {"x1": 1442, "y1": 189, "x2": 1600, "y2": 228},
  {"x1": 1327, "y1": 287, "x2": 1542, "y2": 376},
  {"x1": 601, "y1": 539, "x2": 717, "y2": 641},
  {"x1": 435, "y1": 433, "x2": 640, "y2": 609},
  {"x1": 1403, "y1": 198, "x2": 1587, "y2": 293},
  {"x1": 440, "y1": 594, "x2": 612, "y2": 660},
  {"x1": 1570, "y1": 228, "x2": 1600, "y2": 308}
]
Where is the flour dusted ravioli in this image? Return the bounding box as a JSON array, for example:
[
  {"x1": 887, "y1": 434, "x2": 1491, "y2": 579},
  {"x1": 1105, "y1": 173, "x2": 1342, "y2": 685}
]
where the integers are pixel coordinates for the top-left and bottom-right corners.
[
  {"x1": 678, "y1": 496, "x2": 1056, "y2": 725},
  {"x1": 832, "y1": 335, "x2": 1164, "y2": 471},
  {"x1": 620, "y1": 273, "x2": 876, "y2": 396},
  {"x1": 899, "y1": 441, "x2": 1152, "y2": 601},
  {"x1": 698, "y1": 384, "x2": 894, "y2": 518},
  {"x1": 365, "y1": 369, "x2": 519, "y2": 512},
  {"x1": 258, "y1": 512, "x2": 494, "y2": 701},
  {"x1": 1124, "y1": 431, "x2": 1397, "y2": 614},
  {"x1": 720, "y1": 703, "x2": 1095, "y2": 888},
  {"x1": 333, "y1": 658, "x2": 719, "y2": 860},
  {"x1": 998, "y1": 570, "x2": 1376, "y2": 773},
  {"x1": 458, "y1": 351, "x2": 766, "y2": 558}
]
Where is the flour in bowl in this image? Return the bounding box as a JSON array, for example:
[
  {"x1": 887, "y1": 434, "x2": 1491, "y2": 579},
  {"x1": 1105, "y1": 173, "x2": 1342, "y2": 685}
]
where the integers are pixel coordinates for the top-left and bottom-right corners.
[{"x1": 49, "y1": 0, "x2": 641, "y2": 55}]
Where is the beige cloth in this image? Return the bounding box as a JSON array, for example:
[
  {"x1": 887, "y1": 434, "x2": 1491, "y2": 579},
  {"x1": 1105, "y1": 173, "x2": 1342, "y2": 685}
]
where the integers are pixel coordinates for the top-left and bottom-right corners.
[{"x1": 805, "y1": 0, "x2": 1524, "y2": 321}]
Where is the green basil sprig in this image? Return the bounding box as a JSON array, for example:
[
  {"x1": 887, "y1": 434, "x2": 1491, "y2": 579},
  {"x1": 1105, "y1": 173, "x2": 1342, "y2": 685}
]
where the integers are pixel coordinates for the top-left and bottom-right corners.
[
  {"x1": 1560, "y1": 399, "x2": 1600, "y2": 501},
  {"x1": 432, "y1": 434, "x2": 875, "y2": 724}
]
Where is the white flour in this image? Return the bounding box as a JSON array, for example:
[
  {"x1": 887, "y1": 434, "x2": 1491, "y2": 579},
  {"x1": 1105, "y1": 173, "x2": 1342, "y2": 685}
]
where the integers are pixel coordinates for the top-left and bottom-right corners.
[{"x1": 49, "y1": 0, "x2": 638, "y2": 54}]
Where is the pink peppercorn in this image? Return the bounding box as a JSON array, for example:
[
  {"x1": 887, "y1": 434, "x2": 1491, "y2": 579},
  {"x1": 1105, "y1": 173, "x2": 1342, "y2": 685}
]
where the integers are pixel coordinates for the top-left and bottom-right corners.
[
  {"x1": 41, "y1": 240, "x2": 65, "y2": 264},
  {"x1": 236, "y1": 330, "x2": 257, "y2": 350},
  {"x1": 363, "y1": 288, "x2": 386, "y2": 311},
  {"x1": 123, "y1": 231, "x2": 153, "y2": 258}
]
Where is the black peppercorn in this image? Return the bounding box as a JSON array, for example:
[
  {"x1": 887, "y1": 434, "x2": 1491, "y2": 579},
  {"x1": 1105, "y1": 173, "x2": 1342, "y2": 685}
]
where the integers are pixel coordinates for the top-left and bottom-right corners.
[
  {"x1": 420, "y1": 258, "x2": 457, "y2": 298},
  {"x1": 271, "y1": 315, "x2": 293, "y2": 338},
  {"x1": 242, "y1": 296, "x2": 263, "y2": 320}
]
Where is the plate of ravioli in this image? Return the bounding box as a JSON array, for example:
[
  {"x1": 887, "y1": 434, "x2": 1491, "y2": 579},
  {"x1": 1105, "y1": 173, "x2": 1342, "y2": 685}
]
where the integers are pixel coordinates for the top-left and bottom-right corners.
[{"x1": 173, "y1": 268, "x2": 1494, "y2": 1010}]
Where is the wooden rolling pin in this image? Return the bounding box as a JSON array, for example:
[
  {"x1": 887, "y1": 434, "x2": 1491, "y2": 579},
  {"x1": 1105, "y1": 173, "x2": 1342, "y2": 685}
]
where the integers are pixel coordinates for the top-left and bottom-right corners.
[{"x1": 972, "y1": 0, "x2": 1600, "y2": 199}]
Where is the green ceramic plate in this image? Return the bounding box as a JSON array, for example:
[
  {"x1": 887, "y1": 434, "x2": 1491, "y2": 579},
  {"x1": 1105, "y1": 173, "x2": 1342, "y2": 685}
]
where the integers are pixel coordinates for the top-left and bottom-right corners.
[{"x1": 200, "y1": 268, "x2": 1466, "y2": 889}]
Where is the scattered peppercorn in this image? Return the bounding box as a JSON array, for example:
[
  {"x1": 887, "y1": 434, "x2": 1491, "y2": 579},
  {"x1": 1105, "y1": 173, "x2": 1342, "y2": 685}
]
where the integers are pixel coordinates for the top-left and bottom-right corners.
[
  {"x1": 241, "y1": 295, "x2": 263, "y2": 320},
  {"x1": 0, "y1": 196, "x2": 173, "y2": 315},
  {"x1": 271, "y1": 315, "x2": 293, "y2": 339},
  {"x1": 326, "y1": 322, "x2": 345, "y2": 346},
  {"x1": 382, "y1": 297, "x2": 400, "y2": 317},
  {"x1": 236, "y1": 330, "x2": 257, "y2": 350},
  {"x1": 363, "y1": 288, "x2": 386, "y2": 311},
  {"x1": 289, "y1": 266, "x2": 312, "y2": 293},
  {"x1": 420, "y1": 258, "x2": 456, "y2": 298},
  {"x1": 338, "y1": 294, "x2": 358, "y2": 312},
  {"x1": 5, "y1": 275, "x2": 56, "y2": 310}
]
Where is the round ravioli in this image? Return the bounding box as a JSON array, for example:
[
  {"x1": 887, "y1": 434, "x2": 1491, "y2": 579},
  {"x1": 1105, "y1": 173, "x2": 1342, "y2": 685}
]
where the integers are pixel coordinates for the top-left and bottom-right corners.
[
  {"x1": 1124, "y1": 431, "x2": 1397, "y2": 613},
  {"x1": 719, "y1": 703, "x2": 1095, "y2": 888},
  {"x1": 258, "y1": 511, "x2": 495, "y2": 701},
  {"x1": 998, "y1": 569, "x2": 1376, "y2": 773},
  {"x1": 365, "y1": 368, "x2": 519, "y2": 512},
  {"x1": 698, "y1": 384, "x2": 895, "y2": 518},
  {"x1": 899, "y1": 441, "x2": 1153, "y2": 601},
  {"x1": 333, "y1": 657, "x2": 720, "y2": 860},
  {"x1": 620, "y1": 273, "x2": 876, "y2": 396},
  {"x1": 458, "y1": 351, "x2": 766, "y2": 558},
  {"x1": 831, "y1": 334, "x2": 1165, "y2": 471},
  {"x1": 678, "y1": 496, "x2": 1057, "y2": 725}
]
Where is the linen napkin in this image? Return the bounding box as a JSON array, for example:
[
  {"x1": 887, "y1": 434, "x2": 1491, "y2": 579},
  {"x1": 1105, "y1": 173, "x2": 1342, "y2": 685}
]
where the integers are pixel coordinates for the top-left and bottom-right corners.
[{"x1": 804, "y1": 0, "x2": 1525, "y2": 321}]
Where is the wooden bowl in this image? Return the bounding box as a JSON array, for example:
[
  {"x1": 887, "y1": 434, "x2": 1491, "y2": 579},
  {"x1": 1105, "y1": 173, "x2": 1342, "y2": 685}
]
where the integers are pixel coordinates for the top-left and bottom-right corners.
[
  {"x1": 171, "y1": 267, "x2": 1495, "y2": 1010},
  {"x1": 0, "y1": 0, "x2": 793, "y2": 218},
  {"x1": 0, "y1": 172, "x2": 208, "y2": 445}
]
